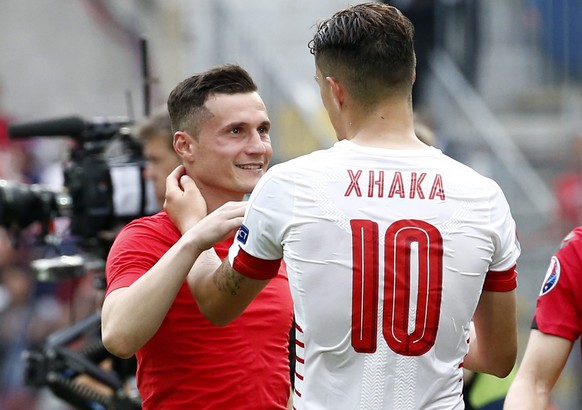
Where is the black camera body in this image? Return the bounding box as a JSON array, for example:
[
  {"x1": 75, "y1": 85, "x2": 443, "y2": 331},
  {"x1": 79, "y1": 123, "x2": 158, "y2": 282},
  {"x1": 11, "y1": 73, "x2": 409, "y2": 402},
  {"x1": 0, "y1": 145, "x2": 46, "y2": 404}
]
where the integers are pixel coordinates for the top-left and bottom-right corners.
[{"x1": 1, "y1": 115, "x2": 156, "y2": 258}]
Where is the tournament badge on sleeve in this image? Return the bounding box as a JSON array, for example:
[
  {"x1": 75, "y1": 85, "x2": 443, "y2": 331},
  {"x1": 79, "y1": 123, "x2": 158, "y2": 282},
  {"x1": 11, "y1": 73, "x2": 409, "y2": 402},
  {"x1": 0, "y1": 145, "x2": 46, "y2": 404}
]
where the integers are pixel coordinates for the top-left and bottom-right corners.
[
  {"x1": 540, "y1": 256, "x2": 560, "y2": 296},
  {"x1": 237, "y1": 224, "x2": 249, "y2": 245}
]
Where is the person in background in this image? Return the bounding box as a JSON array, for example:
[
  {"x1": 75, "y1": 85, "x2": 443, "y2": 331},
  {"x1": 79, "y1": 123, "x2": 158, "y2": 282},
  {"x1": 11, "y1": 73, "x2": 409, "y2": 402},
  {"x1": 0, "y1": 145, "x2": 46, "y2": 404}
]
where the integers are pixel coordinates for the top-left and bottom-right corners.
[
  {"x1": 413, "y1": 115, "x2": 437, "y2": 147},
  {"x1": 167, "y1": 3, "x2": 520, "y2": 409},
  {"x1": 101, "y1": 64, "x2": 294, "y2": 410},
  {"x1": 134, "y1": 106, "x2": 181, "y2": 208},
  {"x1": 504, "y1": 227, "x2": 582, "y2": 410},
  {"x1": 552, "y1": 132, "x2": 582, "y2": 237}
]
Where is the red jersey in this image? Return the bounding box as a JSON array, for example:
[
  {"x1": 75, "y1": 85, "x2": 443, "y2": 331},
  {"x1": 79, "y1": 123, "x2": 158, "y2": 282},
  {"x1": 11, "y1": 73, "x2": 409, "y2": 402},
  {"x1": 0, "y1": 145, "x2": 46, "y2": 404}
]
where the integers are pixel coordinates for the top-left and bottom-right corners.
[
  {"x1": 533, "y1": 227, "x2": 582, "y2": 349},
  {"x1": 106, "y1": 211, "x2": 293, "y2": 409}
]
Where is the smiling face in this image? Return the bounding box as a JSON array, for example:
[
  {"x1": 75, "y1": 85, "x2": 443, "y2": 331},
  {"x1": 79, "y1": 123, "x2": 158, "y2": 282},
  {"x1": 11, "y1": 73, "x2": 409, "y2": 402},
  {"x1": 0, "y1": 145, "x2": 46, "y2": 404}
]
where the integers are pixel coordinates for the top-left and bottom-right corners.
[{"x1": 179, "y1": 91, "x2": 272, "y2": 210}]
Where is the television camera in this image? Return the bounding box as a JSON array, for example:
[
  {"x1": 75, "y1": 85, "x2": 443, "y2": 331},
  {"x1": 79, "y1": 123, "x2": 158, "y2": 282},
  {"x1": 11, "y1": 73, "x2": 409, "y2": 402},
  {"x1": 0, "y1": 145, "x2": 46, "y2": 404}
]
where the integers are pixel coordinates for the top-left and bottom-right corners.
[
  {"x1": 1, "y1": 115, "x2": 157, "y2": 260},
  {"x1": 0, "y1": 115, "x2": 155, "y2": 409}
]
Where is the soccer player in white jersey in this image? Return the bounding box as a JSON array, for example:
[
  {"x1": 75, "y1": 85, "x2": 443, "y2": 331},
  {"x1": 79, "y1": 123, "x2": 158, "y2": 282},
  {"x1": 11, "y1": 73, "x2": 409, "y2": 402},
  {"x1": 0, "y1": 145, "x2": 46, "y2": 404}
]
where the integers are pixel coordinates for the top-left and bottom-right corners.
[{"x1": 165, "y1": 3, "x2": 521, "y2": 409}]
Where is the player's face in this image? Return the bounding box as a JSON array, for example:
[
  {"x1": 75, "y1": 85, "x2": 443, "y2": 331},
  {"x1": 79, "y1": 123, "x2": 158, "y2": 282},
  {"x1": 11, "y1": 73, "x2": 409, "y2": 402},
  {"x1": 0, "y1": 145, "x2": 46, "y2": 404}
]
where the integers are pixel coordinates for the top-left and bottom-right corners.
[
  {"x1": 189, "y1": 92, "x2": 272, "y2": 205},
  {"x1": 143, "y1": 133, "x2": 181, "y2": 207}
]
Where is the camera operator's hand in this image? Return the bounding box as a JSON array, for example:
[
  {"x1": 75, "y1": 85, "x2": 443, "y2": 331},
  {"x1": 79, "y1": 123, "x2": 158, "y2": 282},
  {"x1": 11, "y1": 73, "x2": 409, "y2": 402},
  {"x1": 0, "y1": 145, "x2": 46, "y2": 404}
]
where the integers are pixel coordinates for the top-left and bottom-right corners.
[{"x1": 164, "y1": 165, "x2": 207, "y2": 233}]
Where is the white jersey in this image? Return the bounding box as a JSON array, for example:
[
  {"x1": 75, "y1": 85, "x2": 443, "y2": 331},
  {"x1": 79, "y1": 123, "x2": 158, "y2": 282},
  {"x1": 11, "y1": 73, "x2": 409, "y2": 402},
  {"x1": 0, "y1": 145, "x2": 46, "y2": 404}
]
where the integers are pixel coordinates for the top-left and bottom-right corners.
[{"x1": 228, "y1": 140, "x2": 520, "y2": 410}]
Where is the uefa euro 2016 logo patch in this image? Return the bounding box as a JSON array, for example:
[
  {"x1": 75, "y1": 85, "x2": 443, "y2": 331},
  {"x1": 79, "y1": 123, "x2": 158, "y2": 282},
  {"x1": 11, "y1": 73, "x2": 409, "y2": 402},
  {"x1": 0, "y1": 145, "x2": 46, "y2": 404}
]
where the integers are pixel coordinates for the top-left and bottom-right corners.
[
  {"x1": 540, "y1": 256, "x2": 560, "y2": 296},
  {"x1": 237, "y1": 224, "x2": 249, "y2": 245}
]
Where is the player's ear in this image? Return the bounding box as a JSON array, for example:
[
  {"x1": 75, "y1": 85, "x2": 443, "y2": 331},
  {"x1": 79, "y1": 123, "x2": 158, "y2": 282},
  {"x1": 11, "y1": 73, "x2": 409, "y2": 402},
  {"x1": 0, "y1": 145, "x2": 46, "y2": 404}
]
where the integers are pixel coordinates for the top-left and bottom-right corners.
[
  {"x1": 326, "y1": 76, "x2": 345, "y2": 109},
  {"x1": 173, "y1": 131, "x2": 197, "y2": 162}
]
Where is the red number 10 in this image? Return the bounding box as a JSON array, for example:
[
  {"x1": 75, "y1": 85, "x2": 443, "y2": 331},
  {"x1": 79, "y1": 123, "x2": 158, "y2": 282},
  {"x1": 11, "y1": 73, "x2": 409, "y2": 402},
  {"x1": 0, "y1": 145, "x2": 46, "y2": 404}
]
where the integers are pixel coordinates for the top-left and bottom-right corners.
[{"x1": 350, "y1": 219, "x2": 443, "y2": 356}]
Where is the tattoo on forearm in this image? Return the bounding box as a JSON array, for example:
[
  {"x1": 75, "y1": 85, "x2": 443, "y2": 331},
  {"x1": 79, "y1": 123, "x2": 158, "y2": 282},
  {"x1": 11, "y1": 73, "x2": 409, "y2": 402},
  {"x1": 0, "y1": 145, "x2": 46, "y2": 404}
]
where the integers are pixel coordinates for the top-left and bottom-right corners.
[{"x1": 214, "y1": 264, "x2": 246, "y2": 296}]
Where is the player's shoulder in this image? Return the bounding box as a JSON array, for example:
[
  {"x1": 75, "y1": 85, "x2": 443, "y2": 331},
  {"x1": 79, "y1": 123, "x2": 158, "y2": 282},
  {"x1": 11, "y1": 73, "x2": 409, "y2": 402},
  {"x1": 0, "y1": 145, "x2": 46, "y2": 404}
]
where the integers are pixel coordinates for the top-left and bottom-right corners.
[
  {"x1": 539, "y1": 229, "x2": 582, "y2": 300},
  {"x1": 265, "y1": 147, "x2": 332, "y2": 179},
  {"x1": 547, "y1": 227, "x2": 582, "y2": 285},
  {"x1": 435, "y1": 152, "x2": 504, "y2": 196},
  {"x1": 115, "y1": 211, "x2": 179, "y2": 242},
  {"x1": 438, "y1": 152, "x2": 492, "y2": 177},
  {"x1": 557, "y1": 227, "x2": 582, "y2": 252}
]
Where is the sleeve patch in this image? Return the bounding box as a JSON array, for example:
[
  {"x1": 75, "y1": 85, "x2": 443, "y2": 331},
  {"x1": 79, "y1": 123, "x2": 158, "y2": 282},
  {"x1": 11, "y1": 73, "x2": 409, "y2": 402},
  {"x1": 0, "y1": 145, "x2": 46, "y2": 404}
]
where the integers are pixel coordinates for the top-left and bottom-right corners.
[
  {"x1": 236, "y1": 224, "x2": 249, "y2": 245},
  {"x1": 540, "y1": 256, "x2": 560, "y2": 296}
]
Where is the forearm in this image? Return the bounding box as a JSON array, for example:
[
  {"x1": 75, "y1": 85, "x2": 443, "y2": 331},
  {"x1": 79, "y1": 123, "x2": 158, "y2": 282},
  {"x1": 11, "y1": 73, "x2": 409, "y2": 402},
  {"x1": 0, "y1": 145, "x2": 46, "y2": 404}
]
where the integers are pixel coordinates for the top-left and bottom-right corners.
[
  {"x1": 504, "y1": 330, "x2": 573, "y2": 410},
  {"x1": 191, "y1": 258, "x2": 269, "y2": 326},
  {"x1": 102, "y1": 234, "x2": 203, "y2": 358},
  {"x1": 464, "y1": 336, "x2": 515, "y2": 376},
  {"x1": 186, "y1": 248, "x2": 222, "y2": 295},
  {"x1": 465, "y1": 290, "x2": 517, "y2": 377},
  {"x1": 463, "y1": 322, "x2": 480, "y2": 372},
  {"x1": 463, "y1": 334, "x2": 486, "y2": 374},
  {"x1": 504, "y1": 377, "x2": 551, "y2": 410}
]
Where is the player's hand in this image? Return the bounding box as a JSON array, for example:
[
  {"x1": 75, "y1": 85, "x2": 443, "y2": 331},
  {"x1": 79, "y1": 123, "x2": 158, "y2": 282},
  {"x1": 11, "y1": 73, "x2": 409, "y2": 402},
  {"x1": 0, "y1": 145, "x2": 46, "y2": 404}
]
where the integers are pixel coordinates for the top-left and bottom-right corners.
[
  {"x1": 185, "y1": 200, "x2": 247, "y2": 252},
  {"x1": 164, "y1": 165, "x2": 207, "y2": 234}
]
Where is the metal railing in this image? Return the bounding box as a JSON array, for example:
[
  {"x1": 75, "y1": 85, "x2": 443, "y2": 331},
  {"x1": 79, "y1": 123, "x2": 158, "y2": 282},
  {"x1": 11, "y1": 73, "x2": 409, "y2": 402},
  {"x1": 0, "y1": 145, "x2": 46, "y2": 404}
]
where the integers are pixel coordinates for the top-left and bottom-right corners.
[{"x1": 429, "y1": 50, "x2": 556, "y2": 218}]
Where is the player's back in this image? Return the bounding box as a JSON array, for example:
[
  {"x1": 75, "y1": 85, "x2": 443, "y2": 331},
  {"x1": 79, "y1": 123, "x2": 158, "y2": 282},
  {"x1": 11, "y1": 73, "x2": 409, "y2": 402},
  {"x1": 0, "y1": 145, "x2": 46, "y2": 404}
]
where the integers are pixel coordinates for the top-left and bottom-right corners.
[{"x1": 256, "y1": 140, "x2": 520, "y2": 409}]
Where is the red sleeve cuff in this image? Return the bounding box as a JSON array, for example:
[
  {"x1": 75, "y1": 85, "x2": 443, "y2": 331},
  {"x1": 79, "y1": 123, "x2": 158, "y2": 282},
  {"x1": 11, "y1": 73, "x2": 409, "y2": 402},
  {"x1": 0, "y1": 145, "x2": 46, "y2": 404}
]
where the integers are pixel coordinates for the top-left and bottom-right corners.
[
  {"x1": 232, "y1": 247, "x2": 282, "y2": 280},
  {"x1": 483, "y1": 265, "x2": 518, "y2": 292}
]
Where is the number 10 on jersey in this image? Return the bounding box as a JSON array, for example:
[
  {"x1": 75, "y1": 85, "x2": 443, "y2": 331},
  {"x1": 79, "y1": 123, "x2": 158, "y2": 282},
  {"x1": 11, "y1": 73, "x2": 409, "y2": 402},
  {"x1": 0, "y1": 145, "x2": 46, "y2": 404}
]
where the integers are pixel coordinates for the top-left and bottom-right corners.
[{"x1": 350, "y1": 219, "x2": 443, "y2": 356}]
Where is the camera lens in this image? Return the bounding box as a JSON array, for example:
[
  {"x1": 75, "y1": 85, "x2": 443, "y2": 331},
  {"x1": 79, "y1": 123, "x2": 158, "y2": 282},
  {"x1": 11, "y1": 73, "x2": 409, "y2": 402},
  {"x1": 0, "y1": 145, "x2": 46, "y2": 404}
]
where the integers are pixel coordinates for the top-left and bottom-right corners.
[{"x1": 0, "y1": 180, "x2": 58, "y2": 229}]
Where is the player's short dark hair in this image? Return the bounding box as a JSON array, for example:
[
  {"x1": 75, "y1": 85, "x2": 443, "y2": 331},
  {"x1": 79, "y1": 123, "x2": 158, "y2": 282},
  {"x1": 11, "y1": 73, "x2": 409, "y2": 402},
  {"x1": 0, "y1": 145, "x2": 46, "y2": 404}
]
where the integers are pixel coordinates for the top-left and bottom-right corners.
[
  {"x1": 308, "y1": 2, "x2": 416, "y2": 107},
  {"x1": 167, "y1": 64, "x2": 258, "y2": 136}
]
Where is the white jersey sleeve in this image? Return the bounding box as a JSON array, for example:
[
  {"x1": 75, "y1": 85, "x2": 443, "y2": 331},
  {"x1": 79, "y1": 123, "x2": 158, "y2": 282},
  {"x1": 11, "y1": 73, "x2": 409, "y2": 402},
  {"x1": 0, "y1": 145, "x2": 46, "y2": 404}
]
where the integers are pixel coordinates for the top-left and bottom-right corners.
[{"x1": 228, "y1": 166, "x2": 293, "y2": 279}]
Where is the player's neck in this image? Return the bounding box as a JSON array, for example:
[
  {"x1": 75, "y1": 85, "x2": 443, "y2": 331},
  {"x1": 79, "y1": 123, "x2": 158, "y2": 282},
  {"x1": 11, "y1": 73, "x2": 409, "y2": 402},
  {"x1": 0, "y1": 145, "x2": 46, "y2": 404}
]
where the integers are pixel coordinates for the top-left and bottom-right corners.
[
  {"x1": 342, "y1": 100, "x2": 423, "y2": 149},
  {"x1": 197, "y1": 185, "x2": 246, "y2": 213}
]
